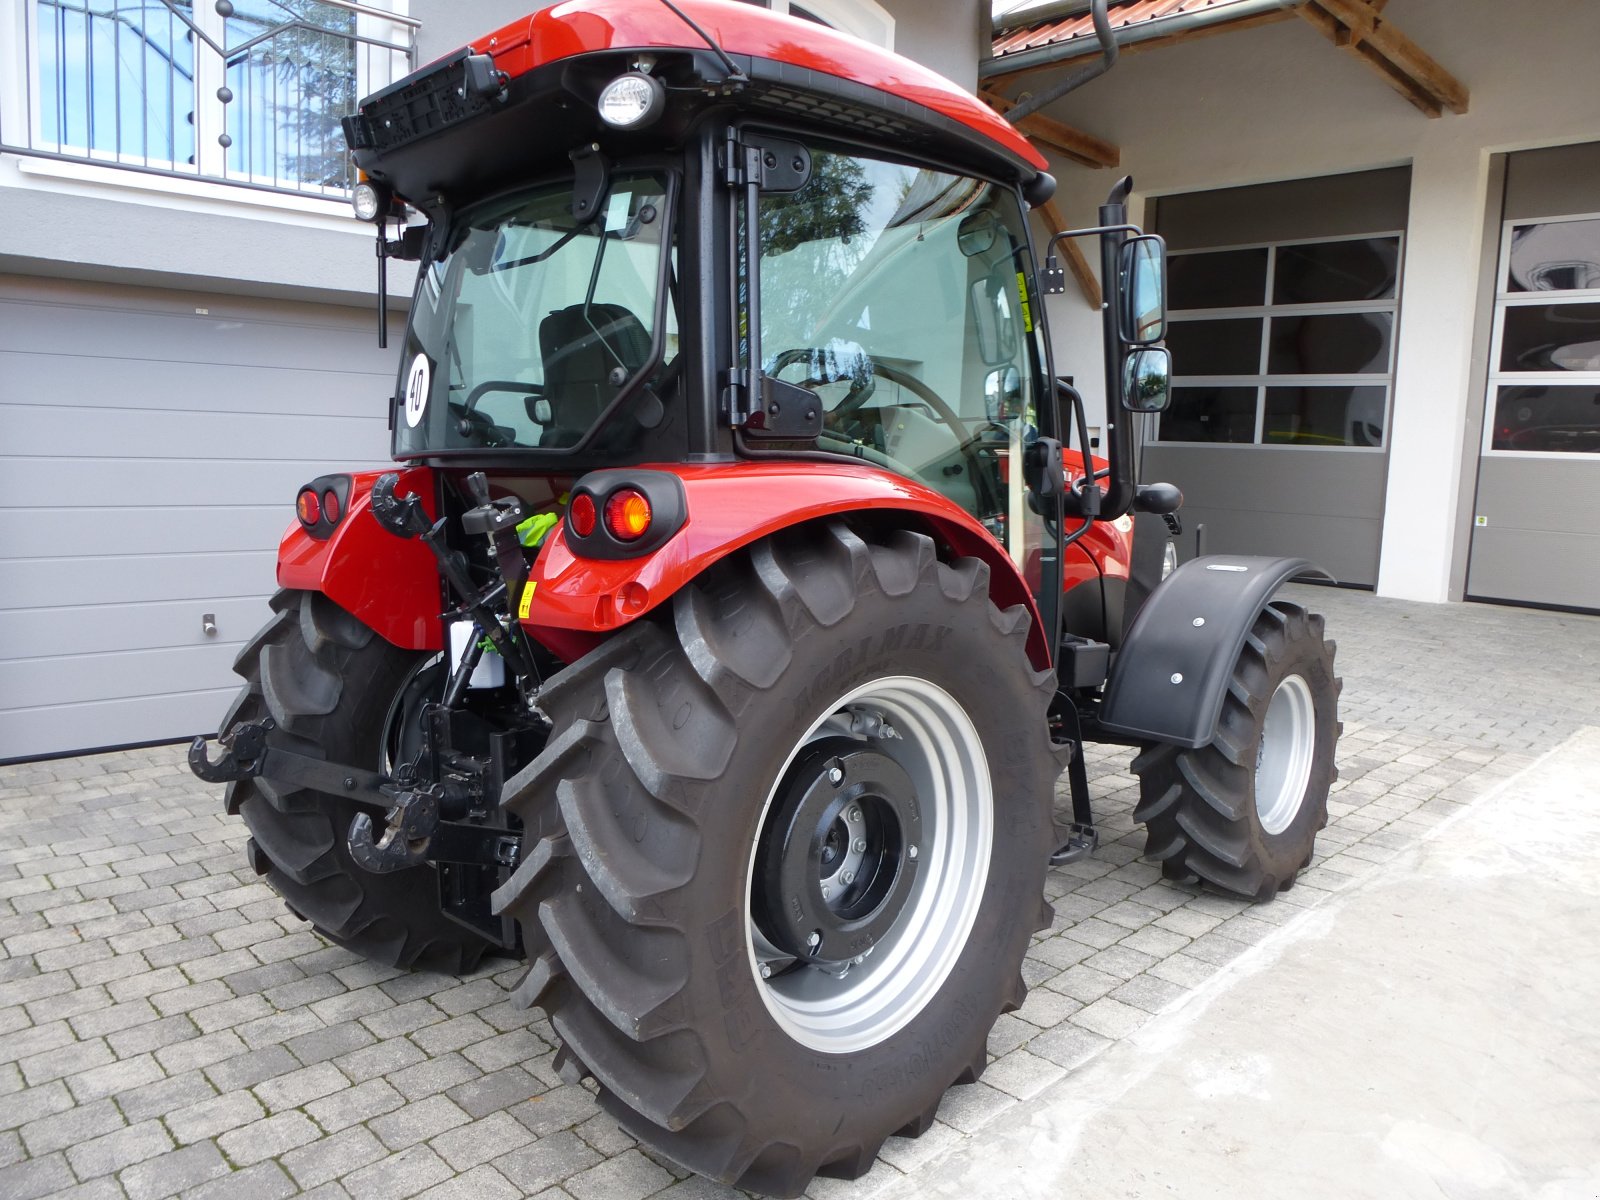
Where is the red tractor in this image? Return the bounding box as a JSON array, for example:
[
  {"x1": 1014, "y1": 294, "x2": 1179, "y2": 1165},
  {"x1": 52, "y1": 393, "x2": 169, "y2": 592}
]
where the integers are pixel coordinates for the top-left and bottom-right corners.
[{"x1": 192, "y1": 0, "x2": 1339, "y2": 1192}]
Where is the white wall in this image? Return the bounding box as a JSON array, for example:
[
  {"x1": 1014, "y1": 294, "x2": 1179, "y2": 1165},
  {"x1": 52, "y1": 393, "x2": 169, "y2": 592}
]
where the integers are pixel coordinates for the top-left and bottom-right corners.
[{"x1": 1012, "y1": 0, "x2": 1600, "y2": 601}]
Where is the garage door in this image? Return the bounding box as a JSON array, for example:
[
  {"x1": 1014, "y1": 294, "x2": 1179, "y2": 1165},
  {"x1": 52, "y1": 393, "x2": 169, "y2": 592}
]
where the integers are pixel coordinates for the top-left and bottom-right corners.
[
  {"x1": 1146, "y1": 168, "x2": 1410, "y2": 586},
  {"x1": 0, "y1": 275, "x2": 396, "y2": 760},
  {"x1": 1466, "y1": 143, "x2": 1600, "y2": 612}
]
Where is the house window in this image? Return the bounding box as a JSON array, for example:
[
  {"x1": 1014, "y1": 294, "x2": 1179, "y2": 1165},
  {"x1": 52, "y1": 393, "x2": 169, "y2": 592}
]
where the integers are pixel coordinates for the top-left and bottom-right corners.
[
  {"x1": 1161, "y1": 233, "x2": 1402, "y2": 449},
  {"x1": 765, "y1": 0, "x2": 894, "y2": 49},
  {"x1": 1486, "y1": 215, "x2": 1600, "y2": 455},
  {"x1": 21, "y1": 0, "x2": 414, "y2": 196}
]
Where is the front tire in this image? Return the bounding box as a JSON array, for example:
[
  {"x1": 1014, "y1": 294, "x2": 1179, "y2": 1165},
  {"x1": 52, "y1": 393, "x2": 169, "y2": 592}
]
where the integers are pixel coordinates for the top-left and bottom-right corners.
[
  {"x1": 494, "y1": 523, "x2": 1060, "y2": 1197},
  {"x1": 223, "y1": 589, "x2": 495, "y2": 972},
  {"x1": 1131, "y1": 600, "x2": 1340, "y2": 901}
]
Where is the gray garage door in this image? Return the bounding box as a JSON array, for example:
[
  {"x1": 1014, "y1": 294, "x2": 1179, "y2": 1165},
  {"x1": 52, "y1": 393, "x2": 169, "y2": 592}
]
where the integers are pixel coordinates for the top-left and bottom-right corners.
[
  {"x1": 1147, "y1": 168, "x2": 1411, "y2": 586},
  {"x1": 0, "y1": 274, "x2": 395, "y2": 760},
  {"x1": 1466, "y1": 143, "x2": 1600, "y2": 612}
]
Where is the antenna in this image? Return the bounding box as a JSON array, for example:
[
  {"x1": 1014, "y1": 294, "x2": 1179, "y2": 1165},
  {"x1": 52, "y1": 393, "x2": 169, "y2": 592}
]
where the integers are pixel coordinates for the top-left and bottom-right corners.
[{"x1": 656, "y1": 0, "x2": 748, "y2": 87}]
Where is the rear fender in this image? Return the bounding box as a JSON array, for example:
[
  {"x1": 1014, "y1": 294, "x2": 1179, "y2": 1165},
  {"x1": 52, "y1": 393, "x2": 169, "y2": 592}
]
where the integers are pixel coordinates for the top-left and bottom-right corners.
[
  {"x1": 1097, "y1": 555, "x2": 1332, "y2": 748},
  {"x1": 277, "y1": 468, "x2": 444, "y2": 651},
  {"x1": 522, "y1": 461, "x2": 1051, "y2": 669}
]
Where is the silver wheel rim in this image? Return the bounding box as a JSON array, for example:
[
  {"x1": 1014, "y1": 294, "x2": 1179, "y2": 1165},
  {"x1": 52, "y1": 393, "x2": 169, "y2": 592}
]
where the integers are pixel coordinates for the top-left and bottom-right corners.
[
  {"x1": 1255, "y1": 673, "x2": 1315, "y2": 835},
  {"x1": 746, "y1": 676, "x2": 993, "y2": 1054}
]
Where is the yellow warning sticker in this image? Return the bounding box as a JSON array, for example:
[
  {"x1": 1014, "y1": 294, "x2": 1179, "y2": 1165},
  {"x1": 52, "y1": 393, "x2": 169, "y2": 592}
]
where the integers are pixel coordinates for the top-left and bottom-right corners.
[
  {"x1": 518, "y1": 581, "x2": 536, "y2": 620},
  {"x1": 1016, "y1": 271, "x2": 1033, "y2": 332}
]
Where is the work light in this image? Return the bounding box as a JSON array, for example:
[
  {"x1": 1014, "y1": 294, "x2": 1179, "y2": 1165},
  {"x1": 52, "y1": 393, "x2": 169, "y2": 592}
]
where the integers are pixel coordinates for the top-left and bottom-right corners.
[
  {"x1": 351, "y1": 180, "x2": 387, "y2": 222},
  {"x1": 597, "y1": 72, "x2": 666, "y2": 128}
]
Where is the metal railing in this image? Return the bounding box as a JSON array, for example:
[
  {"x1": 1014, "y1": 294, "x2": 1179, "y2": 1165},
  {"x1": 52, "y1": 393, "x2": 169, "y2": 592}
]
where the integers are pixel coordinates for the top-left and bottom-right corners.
[{"x1": 3, "y1": 0, "x2": 418, "y2": 199}]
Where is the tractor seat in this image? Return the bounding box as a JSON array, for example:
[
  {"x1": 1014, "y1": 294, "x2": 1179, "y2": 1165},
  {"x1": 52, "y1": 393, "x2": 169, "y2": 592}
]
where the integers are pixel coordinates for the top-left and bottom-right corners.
[{"x1": 535, "y1": 303, "x2": 652, "y2": 447}]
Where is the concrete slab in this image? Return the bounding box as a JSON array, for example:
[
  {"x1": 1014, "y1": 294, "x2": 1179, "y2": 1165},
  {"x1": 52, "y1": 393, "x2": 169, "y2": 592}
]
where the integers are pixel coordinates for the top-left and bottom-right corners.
[{"x1": 887, "y1": 727, "x2": 1600, "y2": 1200}]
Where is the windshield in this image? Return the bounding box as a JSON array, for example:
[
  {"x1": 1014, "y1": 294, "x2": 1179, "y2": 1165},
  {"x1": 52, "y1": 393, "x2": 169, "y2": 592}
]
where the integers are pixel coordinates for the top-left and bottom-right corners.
[{"x1": 394, "y1": 170, "x2": 675, "y2": 455}]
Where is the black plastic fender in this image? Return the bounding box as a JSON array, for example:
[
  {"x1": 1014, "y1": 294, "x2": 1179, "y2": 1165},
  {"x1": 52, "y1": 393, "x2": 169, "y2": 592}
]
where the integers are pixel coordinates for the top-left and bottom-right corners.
[{"x1": 1097, "y1": 555, "x2": 1332, "y2": 748}]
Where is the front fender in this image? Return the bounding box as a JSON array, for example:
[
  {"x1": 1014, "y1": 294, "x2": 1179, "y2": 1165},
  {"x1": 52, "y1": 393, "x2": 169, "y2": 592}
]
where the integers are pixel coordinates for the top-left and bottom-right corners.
[
  {"x1": 1097, "y1": 555, "x2": 1332, "y2": 748},
  {"x1": 522, "y1": 461, "x2": 1051, "y2": 669},
  {"x1": 277, "y1": 468, "x2": 443, "y2": 651}
]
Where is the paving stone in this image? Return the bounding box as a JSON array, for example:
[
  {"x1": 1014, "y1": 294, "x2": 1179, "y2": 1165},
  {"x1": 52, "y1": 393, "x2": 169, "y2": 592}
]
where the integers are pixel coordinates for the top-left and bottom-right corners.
[
  {"x1": 202, "y1": 1044, "x2": 299, "y2": 1093},
  {"x1": 981, "y1": 1049, "x2": 1067, "y2": 1100},
  {"x1": 181, "y1": 1160, "x2": 297, "y2": 1200},
  {"x1": 342, "y1": 1145, "x2": 454, "y2": 1200},
  {"x1": 1071, "y1": 995, "x2": 1152, "y2": 1040},
  {"x1": 286, "y1": 1020, "x2": 377, "y2": 1066},
  {"x1": 155, "y1": 1029, "x2": 247, "y2": 1076},
  {"x1": 388, "y1": 1052, "x2": 479, "y2": 1101},
  {"x1": 492, "y1": 1128, "x2": 603, "y2": 1195},
  {"x1": 462, "y1": 1029, "x2": 546, "y2": 1073},
  {"x1": 411, "y1": 1014, "x2": 495, "y2": 1057},
  {"x1": 66, "y1": 1051, "x2": 165, "y2": 1103},
  {"x1": 116, "y1": 1070, "x2": 218, "y2": 1123},
  {"x1": 253, "y1": 1060, "x2": 350, "y2": 1113},
  {"x1": 933, "y1": 1081, "x2": 1016, "y2": 1135},
  {"x1": 66, "y1": 1118, "x2": 173, "y2": 1180},
  {"x1": 165, "y1": 1090, "x2": 266, "y2": 1145},
  {"x1": 508, "y1": 1085, "x2": 599, "y2": 1137},
  {"x1": 428, "y1": 1110, "x2": 533, "y2": 1172},
  {"x1": 414, "y1": 1164, "x2": 522, "y2": 1200},
  {"x1": 21, "y1": 1096, "x2": 126, "y2": 1156},
  {"x1": 305, "y1": 1078, "x2": 405, "y2": 1134},
  {"x1": 0, "y1": 1152, "x2": 76, "y2": 1200},
  {"x1": 120, "y1": 1141, "x2": 232, "y2": 1200},
  {"x1": 440, "y1": 1066, "x2": 538, "y2": 1120},
  {"x1": 282, "y1": 1126, "x2": 389, "y2": 1190},
  {"x1": 572, "y1": 1113, "x2": 636, "y2": 1157},
  {"x1": 563, "y1": 1148, "x2": 674, "y2": 1200},
  {"x1": 216, "y1": 1110, "x2": 321, "y2": 1166},
  {"x1": 370, "y1": 1094, "x2": 472, "y2": 1151}
]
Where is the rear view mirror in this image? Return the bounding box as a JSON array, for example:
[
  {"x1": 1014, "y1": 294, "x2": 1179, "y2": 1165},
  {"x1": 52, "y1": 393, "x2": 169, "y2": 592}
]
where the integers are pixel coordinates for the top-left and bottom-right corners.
[
  {"x1": 1122, "y1": 346, "x2": 1171, "y2": 412},
  {"x1": 985, "y1": 365, "x2": 1023, "y2": 421},
  {"x1": 1118, "y1": 234, "x2": 1167, "y2": 345}
]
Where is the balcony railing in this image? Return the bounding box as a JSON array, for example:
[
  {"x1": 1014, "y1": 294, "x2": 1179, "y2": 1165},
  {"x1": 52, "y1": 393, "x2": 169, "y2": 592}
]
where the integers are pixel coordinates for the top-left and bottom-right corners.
[{"x1": 3, "y1": 0, "x2": 418, "y2": 200}]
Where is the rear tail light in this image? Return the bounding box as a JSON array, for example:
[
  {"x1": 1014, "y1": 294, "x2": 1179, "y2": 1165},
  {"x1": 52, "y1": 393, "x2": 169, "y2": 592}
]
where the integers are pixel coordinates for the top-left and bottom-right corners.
[
  {"x1": 294, "y1": 475, "x2": 351, "y2": 540},
  {"x1": 563, "y1": 472, "x2": 686, "y2": 560},
  {"x1": 569, "y1": 492, "x2": 597, "y2": 538},
  {"x1": 604, "y1": 489, "x2": 652, "y2": 541}
]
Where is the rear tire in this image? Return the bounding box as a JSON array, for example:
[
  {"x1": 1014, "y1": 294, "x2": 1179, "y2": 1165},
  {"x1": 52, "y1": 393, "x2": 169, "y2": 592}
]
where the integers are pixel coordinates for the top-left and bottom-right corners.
[
  {"x1": 223, "y1": 589, "x2": 494, "y2": 973},
  {"x1": 495, "y1": 523, "x2": 1060, "y2": 1197},
  {"x1": 1131, "y1": 601, "x2": 1340, "y2": 901}
]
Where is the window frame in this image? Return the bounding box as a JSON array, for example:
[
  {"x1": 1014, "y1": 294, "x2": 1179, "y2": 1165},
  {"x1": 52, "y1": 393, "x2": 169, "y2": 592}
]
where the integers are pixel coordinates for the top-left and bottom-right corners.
[
  {"x1": 1160, "y1": 229, "x2": 1405, "y2": 452},
  {"x1": 1482, "y1": 211, "x2": 1600, "y2": 460}
]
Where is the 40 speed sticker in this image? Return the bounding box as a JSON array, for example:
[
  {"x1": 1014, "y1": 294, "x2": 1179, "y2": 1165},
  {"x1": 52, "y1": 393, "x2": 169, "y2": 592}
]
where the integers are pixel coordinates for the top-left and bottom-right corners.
[{"x1": 403, "y1": 354, "x2": 431, "y2": 428}]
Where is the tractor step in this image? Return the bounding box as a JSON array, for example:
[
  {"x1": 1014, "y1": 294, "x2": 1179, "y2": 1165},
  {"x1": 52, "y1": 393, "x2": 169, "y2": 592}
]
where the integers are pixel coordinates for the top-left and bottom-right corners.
[{"x1": 1049, "y1": 822, "x2": 1100, "y2": 866}]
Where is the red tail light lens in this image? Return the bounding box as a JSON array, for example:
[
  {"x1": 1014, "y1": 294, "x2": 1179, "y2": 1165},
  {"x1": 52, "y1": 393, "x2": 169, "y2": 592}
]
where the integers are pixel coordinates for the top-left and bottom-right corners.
[
  {"x1": 604, "y1": 489, "x2": 652, "y2": 541},
  {"x1": 322, "y1": 489, "x2": 341, "y2": 523},
  {"x1": 569, "y1": 492, "x2": 597, "y2": 537},
  {"x1": 296, "y1": 489, "x2": 320, "y2": 526}
]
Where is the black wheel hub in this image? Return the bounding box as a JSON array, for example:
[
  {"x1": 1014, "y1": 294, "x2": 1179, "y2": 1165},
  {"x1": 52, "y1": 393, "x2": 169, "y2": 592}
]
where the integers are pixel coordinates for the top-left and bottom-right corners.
[{"x1": 753, "y1": 737, "x2": 921, "y2": 966}]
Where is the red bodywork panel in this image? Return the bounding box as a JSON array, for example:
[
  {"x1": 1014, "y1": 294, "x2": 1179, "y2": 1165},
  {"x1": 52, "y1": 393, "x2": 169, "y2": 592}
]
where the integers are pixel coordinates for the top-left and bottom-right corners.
[
  {"x1": 278, "y1": 469, "x2": 444, "y2": 652},
  {"x1": 466, "y1": 0, "x2": 1046, "y2": 175},
  {"x1": 522, "y1": 461, "x2": 1053, "y2": 669}
]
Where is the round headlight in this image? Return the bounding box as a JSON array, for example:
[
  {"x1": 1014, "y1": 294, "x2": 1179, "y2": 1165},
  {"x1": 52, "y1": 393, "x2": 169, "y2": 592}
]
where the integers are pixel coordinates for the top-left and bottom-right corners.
[
  {"x1": 351, "y1": 181, "x2": 386, "y2": 222},
  {"x1": 597, "y1": 72, "x2": 666, "y2": 129}
]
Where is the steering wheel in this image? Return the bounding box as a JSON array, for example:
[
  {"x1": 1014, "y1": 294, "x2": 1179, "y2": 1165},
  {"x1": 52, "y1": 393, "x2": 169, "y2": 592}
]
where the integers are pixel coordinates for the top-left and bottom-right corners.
[{"x1": 770, "y1": 348, "x2": 1004, "y2": 514}]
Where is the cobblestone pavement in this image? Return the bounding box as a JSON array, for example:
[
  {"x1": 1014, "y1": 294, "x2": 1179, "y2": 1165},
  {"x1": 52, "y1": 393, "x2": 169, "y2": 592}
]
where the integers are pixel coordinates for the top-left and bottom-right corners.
[{"x1": 3, "y1": 586, "x2": 1598, "y2": 1200}]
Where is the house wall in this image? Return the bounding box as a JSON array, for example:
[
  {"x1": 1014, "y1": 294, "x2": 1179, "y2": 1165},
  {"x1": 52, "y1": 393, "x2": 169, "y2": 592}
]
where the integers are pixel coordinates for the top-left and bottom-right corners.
[{"x1": 1021, "y1": 0, "x2": 1600, "y2": 602}]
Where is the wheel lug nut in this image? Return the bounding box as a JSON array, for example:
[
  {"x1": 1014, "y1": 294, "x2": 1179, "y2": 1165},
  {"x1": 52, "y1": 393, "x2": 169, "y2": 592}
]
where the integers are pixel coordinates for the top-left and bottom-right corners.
[
  {"x1": 841, "y1": 870, "x2": 854, "y2": 885},
  {"x1": 828, "y1": 764, "x2": 844, "y2": 786},
  {"x1": 847, "y1": 806, "x2": 861, "y2": 823},
  {"x1": 821, "y1": 885, "x2": 830, "y2": 899},
  {"x1": 908, "y1": 844, "x2": 919, "y2": 860},
  {"x1": 853, "y1": 838, "x2": 866, "y2": 853},
  {"x1": 806, "y1": 931, "x2": 821, "y2": 953},
  {"x1": 758, "y1": 962, "x2": 772, "y2": 979}
]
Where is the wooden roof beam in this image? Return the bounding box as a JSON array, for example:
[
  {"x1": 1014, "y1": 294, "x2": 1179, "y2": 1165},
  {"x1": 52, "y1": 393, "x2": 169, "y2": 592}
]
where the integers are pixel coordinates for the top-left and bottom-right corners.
[
  {"x1": 1301, "y1": 0, "x2": 1468, "y2": 118},
  {"x1": 980, "y1": 89, "x2": 1120, "y2": 168},
  {"x1": 1035, "y1": 198, "x2": 1101, "y2": 310}
]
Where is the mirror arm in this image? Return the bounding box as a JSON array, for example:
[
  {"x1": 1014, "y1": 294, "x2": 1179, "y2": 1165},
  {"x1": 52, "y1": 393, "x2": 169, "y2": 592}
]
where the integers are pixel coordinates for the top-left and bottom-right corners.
[{"x1": 1039, "y1": 222, "x2": 1141, "y2": 295}]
